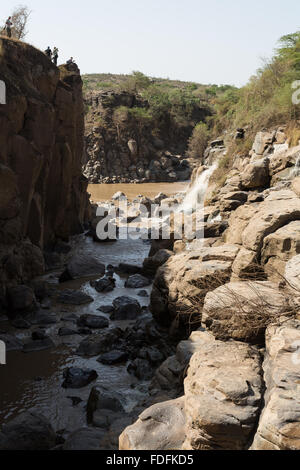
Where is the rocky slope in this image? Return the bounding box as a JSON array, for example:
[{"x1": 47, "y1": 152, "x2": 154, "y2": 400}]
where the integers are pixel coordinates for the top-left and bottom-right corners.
[
  {"x1": 120, "y1": 127, "x2": 300, "y2": 450},
  {"x1": 0, "y1": 38, "x2": 91, "y2": 297},
  {"x1": 83, "y1": 88, "x2": 211, "y2": 184}
]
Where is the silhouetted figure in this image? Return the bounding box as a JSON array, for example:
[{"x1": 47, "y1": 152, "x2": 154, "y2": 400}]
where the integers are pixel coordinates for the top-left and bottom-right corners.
[
  {"x1": 52, "y1": 47, "x2": 59, "y2": 65},
  {"x1": 5, "y1": 17, "x2": 13, "y2": 38},
  {"x1": 66, "y1": 57, "x2": 74, "y2": 65},
  {"x1": 45, "y1": 46, "x2": 52, "y2": 59}
]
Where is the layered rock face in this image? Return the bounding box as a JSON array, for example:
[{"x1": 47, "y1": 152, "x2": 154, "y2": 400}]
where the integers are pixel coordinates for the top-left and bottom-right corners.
[
  {"x1": 0, "y1": 38, "x2": 91, "y2": 291},
  {"x1": 83, "y1": 90, "x2": 210, "y2": 183},
  {"x1": 121, "y1": 126, "x2": 300, "y2": 450}
]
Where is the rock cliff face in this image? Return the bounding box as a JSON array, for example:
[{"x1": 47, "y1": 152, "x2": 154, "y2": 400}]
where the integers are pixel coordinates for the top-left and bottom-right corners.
[
  {"x1": 0, "y1": 38, "x2": 91, "y2": 292},
  {"x1": 83, "y1": 90, "x2": 210, "y2": 183}
]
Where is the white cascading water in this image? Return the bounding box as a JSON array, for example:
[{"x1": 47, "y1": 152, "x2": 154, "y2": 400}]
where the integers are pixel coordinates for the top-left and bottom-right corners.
[
  {"x1": 291, "y1": 155, "x2": 300, "y2": 178},
  {"x1": 177, "y1": 164, "x2": 217, "y2": 214}
]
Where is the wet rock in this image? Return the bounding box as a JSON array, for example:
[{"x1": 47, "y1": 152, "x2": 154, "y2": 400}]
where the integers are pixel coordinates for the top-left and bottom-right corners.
[
  {"x1": 77, "y1": 327, "x2": 93, "y2": 335},
  {"x1": 127, "y1": 358, "x2": 153, "y2": 380},
  {"x1": 57, "y1": 290, "x2": 94, "y2": 306},
  {"x1": 0, "y1": 412, "x2": 56, "y2": 450},
  {"x1": 77, "y1": 328, "x2": 124, "y2": 356},
  {"x1": 62, "y1": 367, "x2": 98, "y2": 389},
  {"x1": 125, "y1": 274, "x2": 151, "y2": 289},
  {"x1": 32, "y1": 329, "x2": 48, "y2": 341},
  {"x1": 63, "y1": 428, "x2": 106, "y2": 450},
  {"x1": 0, "y1": 334, "x2": 23, "y2": 351},
  {"x1": 143, "y1": 249, "x2": 173, "y2": 276},
  {"x1": 111, "y1": 296, "x2": 142, "y2": 320},
  {"x1": 32, "y1": 310, "x2": 57, "y2": 326},
  {"x1": 120, "y1": 397, "x2": 186, "y2": 450},
  {"x1": 118, "y1": 263, "x2": 143, "y2": 275},
  {"x1": 59, "y1": 254, "x2": 105, "y2": 282},
  {"x1": 97, "y1": 350, "x2": 128, "y2": 365},
  {"x1": 23, "y1": 337, "x2": 55, "y2": 353},
  {"x1": 7, "y1": 285, "x2": 36, "y2": 316},
  {"x1": 90, "y1": 276, "x2": 116, "y2": 293},
  {"x1": 137, "y1": 290, "x2": 149, "y2": 298},
  {"x1": 58, "y1": 327, "x2": 78, "y2": 337},
  {"x1": 67, "y1": 396, "x2": 83, "y2": 407},
  {"x1": 87, "y1": 386, "x2": 124, "y2": 425},
  {"x1": 97, "y1": 305, "x2": 114, "y2": 314},
  {"x1": 77, "y1": 314, "x2": 109, "y2": 329},
  {"x1": 11, "y1": 317, "x2": 31, "y2": 329}
]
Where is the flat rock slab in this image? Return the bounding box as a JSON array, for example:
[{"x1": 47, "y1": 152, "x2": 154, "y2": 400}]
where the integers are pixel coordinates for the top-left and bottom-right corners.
[
  {"x1": 62, "y1": 367, "x2": 98, "y2": 389},
  {"x1": 59, "y1": 254, "x2": 105, "y2": 282},
  {"x1": 57, "y1": 290, "x2": 94, "y2": 306}
]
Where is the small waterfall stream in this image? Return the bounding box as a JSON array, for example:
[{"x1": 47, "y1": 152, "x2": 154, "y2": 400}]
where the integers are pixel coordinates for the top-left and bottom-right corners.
[{"x1": 178, "y1": 164, "x2": 217, "y2": 214}]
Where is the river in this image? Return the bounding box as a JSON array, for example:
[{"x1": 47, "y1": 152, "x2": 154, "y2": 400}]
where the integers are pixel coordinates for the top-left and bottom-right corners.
[{"x1": 0, "y1": 182, "x2": 187, "y2": 447}]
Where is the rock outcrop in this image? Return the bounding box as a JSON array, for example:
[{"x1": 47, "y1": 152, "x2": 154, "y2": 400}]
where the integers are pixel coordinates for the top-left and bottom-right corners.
[
  {"x1": 0, "y1": 38, "x2": 91, "y2": 294},
  {"x1": 83, "y1": 90, "x2": 210, "y2": 183}
]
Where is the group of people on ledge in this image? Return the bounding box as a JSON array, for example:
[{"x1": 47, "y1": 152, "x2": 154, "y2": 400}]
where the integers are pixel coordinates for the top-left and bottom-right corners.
[{"x1": 45, "y1": 46, "x2": 76, "y2": 68}]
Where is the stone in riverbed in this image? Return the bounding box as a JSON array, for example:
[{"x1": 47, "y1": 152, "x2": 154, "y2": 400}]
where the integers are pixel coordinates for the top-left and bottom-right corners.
[
  {"x1": 118, "y1": 263, "x2": 143, "y2": 275},
  {"x1": 125, "y1": 274, "x2": 151, "y2": 289},
  {"x1": 127, "y1": 358, "x2": 153, "y2": 380},
  {"x1": 32, "y1": 310, "x2": 57, "y2": 326},
  {"x1": 59, "y1": 254, "x2": 105, "y2": 282},
  {"x1": 32, "y1": 329, "x2": 48, "y2": 341},
  {"x1": 58, "y1": 327, "x2": 78, "y2": 337},
  {"x1": 77, "y1": 314, "x2": 109, "y2": 330},
  {"x1": 0, "y1": 412, "x2": 56, "y2": 450},
  {"x1": 11, "y1": 317, "x2": 31, "y2": 329},
  {"x1": 63, "y1": 428, "x2": 106, "y2": 450},
  {"x1": 77, "y1": 328, "x2": 124, "y2": 356},
  {"x1": 57, "y1": 290, "x2": 94, "y2": 306},
  {"x1": 97, "y1": 350, "x2": 128, "y2": 365},
  {"x1": 87, "y1": 386, "x2": 124, "y2": 425},
  {"x1": 111, "y1": 296, "x2": 142, "y2": 320},
  {"x1": 97, "y1": 305, "x2": 114, "y2": 314},
  {"x1": 137, "y1": 290, "x2": 149, "y2": 298},
  {"x1": 62, "y1": 367, "x2": 98, "y2": 389},
  {"x1": 7, "y1": 285, "x2": 36, "y2": 316},
  {"x1": 90, "y1": 276, "x2": 116, "y2": 293}
]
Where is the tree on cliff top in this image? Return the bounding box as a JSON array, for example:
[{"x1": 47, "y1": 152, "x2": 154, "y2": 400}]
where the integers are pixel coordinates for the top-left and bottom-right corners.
[{"x1": 2, "y1": 5, "x2": 32, "y2": 40}]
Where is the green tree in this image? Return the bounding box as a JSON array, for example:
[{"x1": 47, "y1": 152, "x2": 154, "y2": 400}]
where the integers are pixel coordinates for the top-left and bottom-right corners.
[{"x1": 187, "y1": 122, "x2": 210, "y2": 159}]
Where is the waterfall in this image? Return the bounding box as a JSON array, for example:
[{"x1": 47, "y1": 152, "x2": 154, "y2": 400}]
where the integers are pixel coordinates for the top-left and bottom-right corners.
[
  {"x1": 177, "y1": 164, "x2": 217, "y2": 214},
  {"x1": 291, "y1": 155, "x2": 300, "y2": 178}
]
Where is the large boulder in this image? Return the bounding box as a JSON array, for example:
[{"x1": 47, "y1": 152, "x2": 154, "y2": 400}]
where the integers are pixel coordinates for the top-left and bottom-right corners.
[
  {"x1": 63, "y1": 428, "x2": 106, "y2": 450},
  {"x1": 240, "y1": 158, "x2": 270, "y2": 189},
  {"x1": 261, "y1": 221, "x2": 300, "y2": 280},
  {"x1": 150, "y1": 245, "x2": 238, "y2": 330},
  {"x1": 111, "y1": 296, "x2": 142, "y2": 320},
  {"x1": 77, "y1": 328, "x2": 124, "y2": 357},
  {"x1": 202, "y1": 281, "x2": 291, "y2": 343},
  {"x1": 62, "y1": 367, "x2": 98, "y2": 389},
  {"x1": 182, "y1": 331, "x2": 263, "y2": 450},
  {"x1": 285, "y1": 254, "x2": 300, "y2": 290},
  {"x1": 0, "y1": 412, "x2": 56, "y2": 450},
  {"x1": 119, "y1": 397, "x2": 186, "y2": 450},
  {"x1": 6, "y1": 285, "x2": 36, "y2": 316},
  {"x1": 125, "y1": 274, "x2": 151, "y2": 289},
  {"x1": 60, "y1": 254, "x2": 105, "y2": 282},
  {"x1": 251, "y1": 319, "x2": 300, "y2": 450}
]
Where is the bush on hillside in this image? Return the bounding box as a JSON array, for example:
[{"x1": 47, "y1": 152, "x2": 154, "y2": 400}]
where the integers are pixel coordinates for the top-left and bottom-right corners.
[{"x1": 187, "y1": 122, "x2": 210, "y2": 159}]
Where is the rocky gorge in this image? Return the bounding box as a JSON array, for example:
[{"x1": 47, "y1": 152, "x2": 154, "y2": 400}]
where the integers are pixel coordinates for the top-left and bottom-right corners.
[{"x1": 0, "y1": 38, "x2": 299, "y2": 452}]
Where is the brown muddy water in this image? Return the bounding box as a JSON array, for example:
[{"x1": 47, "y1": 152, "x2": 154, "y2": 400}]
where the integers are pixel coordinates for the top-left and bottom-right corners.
[
  {"x1": 0, "y1": 235, "x2": 153, "y2": 434},
  {"x1": 88, "y1": 181, "x2": 189, "y2": 202}
]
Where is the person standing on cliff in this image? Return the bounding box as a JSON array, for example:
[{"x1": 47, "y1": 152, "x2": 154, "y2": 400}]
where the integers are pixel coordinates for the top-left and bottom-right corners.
[
  {"x1": 45, "y1": 46, "x2": 52, "y2": 59},
  {"x1": 52, "y1": 47, "x2": 59, "y2": 65},
  {"x1": 5, "y1": 17, "x2": 13, "y2": 38}
]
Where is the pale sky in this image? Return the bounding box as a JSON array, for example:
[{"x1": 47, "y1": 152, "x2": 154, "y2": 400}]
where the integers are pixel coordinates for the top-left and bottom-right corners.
[{"x1": 2, "y1": 0, "x2": 300, "y2": 86}]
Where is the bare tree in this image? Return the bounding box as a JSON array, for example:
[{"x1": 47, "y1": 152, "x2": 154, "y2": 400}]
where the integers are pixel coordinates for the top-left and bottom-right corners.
[{"x1": 11, "y1": 5, "x2": 32, "y2": 40}]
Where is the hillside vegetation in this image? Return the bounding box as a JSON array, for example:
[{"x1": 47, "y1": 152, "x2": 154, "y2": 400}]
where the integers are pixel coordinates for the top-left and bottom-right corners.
[{"x1": 211, "y1": 31, "x2": 300, "y2": 138}]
